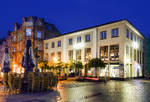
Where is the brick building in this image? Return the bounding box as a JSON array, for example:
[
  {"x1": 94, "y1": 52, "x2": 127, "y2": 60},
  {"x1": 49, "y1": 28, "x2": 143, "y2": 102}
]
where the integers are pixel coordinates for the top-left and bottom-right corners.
[{"x1": 7, "y1": 16, "x2": 60, "y2": 73}]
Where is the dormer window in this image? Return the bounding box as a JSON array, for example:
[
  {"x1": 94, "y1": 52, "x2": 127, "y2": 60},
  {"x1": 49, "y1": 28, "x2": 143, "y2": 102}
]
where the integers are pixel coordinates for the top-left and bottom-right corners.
[{"x1": 37, "y1": 31, "x2": 42, "y2": 38}]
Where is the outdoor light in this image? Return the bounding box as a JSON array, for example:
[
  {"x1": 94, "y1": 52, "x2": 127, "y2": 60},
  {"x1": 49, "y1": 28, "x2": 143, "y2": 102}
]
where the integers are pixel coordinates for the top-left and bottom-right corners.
[
  {"x1": 13, "y1": 64, "x2": 17, "y2": 73},
  {"x1": 133, "y1": 41, "x2": 139, "y2": 49},
  {"x1": 73, "y1": 43, "x2": 85, "y2": 49},
  {"x1": 53, "y1": 57, "x2": 58, "y2": 62},
  {"x1": 13, "y1": 64, "x2": 16, "y2": 68}
]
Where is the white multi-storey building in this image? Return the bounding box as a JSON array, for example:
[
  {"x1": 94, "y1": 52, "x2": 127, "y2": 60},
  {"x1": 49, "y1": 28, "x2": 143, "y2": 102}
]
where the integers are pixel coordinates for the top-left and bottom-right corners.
[{"x1": 44, "y1": 20, "x2": 144, "y2": 78}]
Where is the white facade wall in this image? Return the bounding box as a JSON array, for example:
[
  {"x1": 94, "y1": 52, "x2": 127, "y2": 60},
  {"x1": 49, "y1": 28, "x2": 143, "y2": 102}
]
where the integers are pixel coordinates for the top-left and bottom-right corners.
[{"x1": 44, "y1": 20, "x2": 144, "y2": 78}]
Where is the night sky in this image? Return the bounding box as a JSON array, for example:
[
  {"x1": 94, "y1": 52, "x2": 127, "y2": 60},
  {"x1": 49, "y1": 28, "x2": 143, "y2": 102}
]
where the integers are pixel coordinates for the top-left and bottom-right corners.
[{"x1": 0, "y1": 0, "x2": 150, "y2": 39}]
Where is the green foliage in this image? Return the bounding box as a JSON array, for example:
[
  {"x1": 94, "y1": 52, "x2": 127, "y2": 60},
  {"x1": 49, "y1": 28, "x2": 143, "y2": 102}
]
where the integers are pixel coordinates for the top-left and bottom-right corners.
[
  {"x1": 73, "y1": 60, "x2": 83, "y2": 69},
  {"x1": 88, "y1": 58, "x2": 106, "y2": 68}
]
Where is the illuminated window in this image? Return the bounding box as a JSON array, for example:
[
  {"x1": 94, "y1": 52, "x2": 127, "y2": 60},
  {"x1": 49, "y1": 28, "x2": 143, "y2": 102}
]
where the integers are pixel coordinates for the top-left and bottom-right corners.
[
  {"x1": 100, "y1": 46, "x2": 108, "y2": 60},
  {"x1": 110, "y1": 45, "x2": 119, "y2": 61},
  {"x1": 77, "y1": 36, "x2": 81, "y2": 43},
  {"x1": 76, "y1": 49, "x2": 81, "y2": 60},
  {"x1": 26, "y1": 28, "x2": 32, "y2": 36},
  {"x1": 57, "y1": 52, "x2": 61, "y2": 61},
  {"x1": 51, "y1": 52, "x2": 55, "y2": 61},
  {"x1": 100, "y1": 31, "x2": 107, "y2": 39},
  {"x1": 68, "y1": 50, "x2": 73, "y2": 60},
  {"x1": 111, "y1": 28, "x2": 119, "y2": 38},
  {"x1": 69, "y1": 38, "x2": 73, "y2": 45},
  {"x1": 37, "y1": 31, "x2": 42, "y2": 38},
  {"x1": 57, "y1": 41, "x2": 61, "y2": 47},
  {"x1": 85, "y1": 48, "x2": 91, "y2": 61},
  {"x1": 85, "y1": 34, "x2": 90, "y2": 42}
]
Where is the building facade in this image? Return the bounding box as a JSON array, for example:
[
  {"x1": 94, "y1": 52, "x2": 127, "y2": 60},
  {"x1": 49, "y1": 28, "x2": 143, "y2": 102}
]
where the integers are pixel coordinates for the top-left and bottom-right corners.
[
  {"x1": 44, "y1": 20, "x2": 144, "y2": 78},
  {"x1": 7, "y1": 16, "x2": 61, "y2": 73},
  {"x1": 0, "y1": 39, "x2": 6, "y2": 75}
]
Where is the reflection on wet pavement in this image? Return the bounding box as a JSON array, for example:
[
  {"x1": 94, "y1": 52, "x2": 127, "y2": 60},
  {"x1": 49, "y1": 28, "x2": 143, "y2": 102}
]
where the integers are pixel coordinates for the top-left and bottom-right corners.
[
  {"x1": 58, "y1": 80, "x2": 150, "y2": 102},
  {"x1": 0, "y1": 80, "x2": 150, "y2": 102}
]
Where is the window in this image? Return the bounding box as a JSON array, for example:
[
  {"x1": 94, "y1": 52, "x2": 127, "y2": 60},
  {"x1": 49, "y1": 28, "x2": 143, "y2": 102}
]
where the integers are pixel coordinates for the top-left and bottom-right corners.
[
  {"x1": 76, "y1": 49, "x2": 81, "y2": 60},
  {"x1": 14, "y1": 36, "x2": 16, "y2": 42},
  {"x1": 68, "y1": 50, "x2": 73, "y2": 60},
  {"x1": 26, "y1": 28, "x2": 32, "y2": 36},
  {"x1": 77, "y1": 36, "x2": 81, "y2": 43},
  {"x1": 126, "y1": 29, "x2": 129, "y2": 38},
  {"x1": 69, "y1": 38, "x2": 73, "y2": 45},
  {"x1": 134, "y1": 35, "x2": 136, "y2": 41},
  {"x1": 126, "y1": 45, "x2": 129, "y2": 57},
  {"x1": 37, "y1": 43, "x2": 42, "y2": 50},
  {"x1": 110, "y1": 45, "x2": 119, "y2": 61},
  {"x1": 51, "y1": 52, "x2": 55, "y2": 61},
  {"x1": 100, "y1": 46, "x2": 108, "y2": 60},
  {"x1": 137, "y1": 50, "x2": 140, "y2": 63},
  {"x1": 134, "y1": 49, "x2": 136, "y2": 61},
  {"x1": 130, "y1": 47, "x2": 133, "y2": 61},
  {"x1": 57, "y1": 52, "x2": 61, "y2": 61},
  {"x1": 52, "y1": 42, "x2": 55, "y2": 48},
  {"x1": 57, "y1": 41, "x2": 61, "y2": 47},
  {"x1": 45, "y1": 53, "x2": 49, "y2": 61},
  {"x1": 85, "y1": 34, "x2": 90, "y2": 42},
  {"x1": 85, "y1": 48, "x2": 91, "y2": 61},
  {"x1": 45, "y1": 43, "x2": 48, "y2": 49},
  {"x1": 111, "y1": 28, "x2": 119, "y2": 38},
  {"x1": 131, "y1": 32, "x2": 133, "y2": 40},
  {"x1": 100, "y1": 31, "x2": 107, "y2": 39},
  {"x1": 37, "y1": 31, "x2": 42, "y2": 38}
]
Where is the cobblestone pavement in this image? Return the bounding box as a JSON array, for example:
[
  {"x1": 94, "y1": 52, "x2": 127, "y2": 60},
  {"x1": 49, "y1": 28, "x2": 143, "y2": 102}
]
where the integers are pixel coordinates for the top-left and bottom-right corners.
[{"x1": 1, "y1": 79, "x2": 150, "y2": 102}]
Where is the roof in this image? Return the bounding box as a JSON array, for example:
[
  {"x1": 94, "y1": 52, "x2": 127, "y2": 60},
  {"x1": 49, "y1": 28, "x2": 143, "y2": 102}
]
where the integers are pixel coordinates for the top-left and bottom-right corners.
[{"x1": 46, "y1": 19, "x2": 144, "y2": 39}]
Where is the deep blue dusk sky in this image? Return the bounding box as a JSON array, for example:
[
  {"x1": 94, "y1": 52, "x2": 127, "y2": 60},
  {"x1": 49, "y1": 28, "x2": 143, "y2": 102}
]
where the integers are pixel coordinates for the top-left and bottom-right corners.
[{"x1": 0, "y1": 0, "x2": 150, "y2": 39}]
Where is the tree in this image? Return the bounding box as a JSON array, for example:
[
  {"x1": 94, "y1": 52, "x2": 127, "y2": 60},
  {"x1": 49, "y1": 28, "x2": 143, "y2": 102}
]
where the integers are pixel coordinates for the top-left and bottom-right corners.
[
  {"x1": 38, "y1": 60, "x2": 50, "y2": 72},
  {"x1": 88, "y1": 58, "x2": 106, "y2": 77},
  {"x1": 73, "y1": 60, "x2": 83, "y2": 76}
]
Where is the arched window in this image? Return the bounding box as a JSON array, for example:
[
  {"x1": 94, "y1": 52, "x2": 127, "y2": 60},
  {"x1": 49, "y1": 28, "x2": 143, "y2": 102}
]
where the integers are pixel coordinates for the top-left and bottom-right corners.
[{"x1": 37, "y1": 31, "x2": 42, "y2": 38}]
